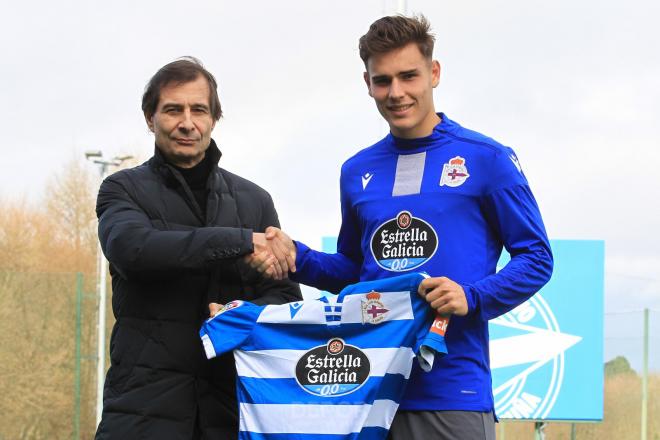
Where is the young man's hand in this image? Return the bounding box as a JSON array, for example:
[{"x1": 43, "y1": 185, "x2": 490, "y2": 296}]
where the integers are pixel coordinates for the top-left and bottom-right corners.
[
  {"x1": 419, "y1": 276, "x2": 468, "y2": 316},
  {"x1": 248, "y1": 232, "x2": 285, "y2": 279},
  {"x1": 265, "y1": 226, "x2": 296, "y2": 274}
]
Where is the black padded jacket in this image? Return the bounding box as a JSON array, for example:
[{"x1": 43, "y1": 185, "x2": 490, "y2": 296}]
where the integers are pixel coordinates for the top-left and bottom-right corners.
[{"x1": 94, "y1": 140, "x2": 301, "y2": 440}]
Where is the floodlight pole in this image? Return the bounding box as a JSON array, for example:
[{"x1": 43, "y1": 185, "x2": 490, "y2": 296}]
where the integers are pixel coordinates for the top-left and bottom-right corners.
[
  {"x1": 85, "y1": 152, "x2": 132, "y2": 428},
  {"x1": 398, "y1": 0, "x2": 407, "y2": 14},
  {"x1": 383, "y1": 0, "x2": 407, "y2": 16}
]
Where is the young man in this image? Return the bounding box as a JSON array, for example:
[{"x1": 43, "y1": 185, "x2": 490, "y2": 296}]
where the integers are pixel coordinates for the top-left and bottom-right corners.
[
  {"x1": 257, "y1": 15, "x2": 553, "y2": 440},
  {"x1": 95, "y1": 58, "x2": 300, "y2": 439}
]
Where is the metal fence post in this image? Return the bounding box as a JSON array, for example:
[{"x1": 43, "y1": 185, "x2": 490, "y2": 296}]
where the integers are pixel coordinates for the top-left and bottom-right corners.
[
  {"x1": 641, "y1": 308, "x2": 648, "y2": 440},
  {"x1": 73, "y1": 273, "x2": 83, "y2": 440},
  {"x1": 533, "y1": 421, "x2": 545, "y2": 440}
]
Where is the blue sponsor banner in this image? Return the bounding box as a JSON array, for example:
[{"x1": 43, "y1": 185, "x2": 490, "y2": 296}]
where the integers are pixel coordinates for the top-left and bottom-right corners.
[
  {"x1": 491, "y1": 240, "x2": 604, "y2": 421},
  {"x1": 321, "y1": 236, "x2": 337, "y2": 254}
]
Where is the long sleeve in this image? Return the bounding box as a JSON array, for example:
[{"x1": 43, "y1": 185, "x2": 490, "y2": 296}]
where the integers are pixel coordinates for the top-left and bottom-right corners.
[
  {"x1": 462, "y1": 152, "x2": 554, "y2": 321},
  {"x1": 97, "y1": 174, "x2": 253, "y2": 278}
]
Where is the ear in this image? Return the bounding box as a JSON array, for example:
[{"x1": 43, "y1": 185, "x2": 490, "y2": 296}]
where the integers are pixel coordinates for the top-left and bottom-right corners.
[
  {"x1": 431, "y1": 60, "x2": 441, "y2": 88},
  {"x1": 363, "y1": 71, "x2": 373, "y2": 97},
  {"x1": 145, "y1": 113, "x2": 155, "y2": 132}
]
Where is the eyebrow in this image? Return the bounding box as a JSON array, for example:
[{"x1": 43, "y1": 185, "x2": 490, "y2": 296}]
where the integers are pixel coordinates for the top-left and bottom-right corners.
[
  {"x1": 371, "y1": 74, "x2": 391, "y2": 82},
  {"x1": 161, "y1": 103, "x2": 183, "y2": 111},
  {"x1": 371, "y1": 69, "x2": 419, "y2": 81},
  {"x1": 160, "y1": 102, "x2": 210, "y2": 111}
]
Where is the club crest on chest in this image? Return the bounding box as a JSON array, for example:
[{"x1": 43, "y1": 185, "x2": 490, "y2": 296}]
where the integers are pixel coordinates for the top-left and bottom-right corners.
[
  {"x1": 440, "y1": 156, "x2": 470, "y2": 187},
  {"x1": 361, "y1": 291, "x2": 389, "y2": 324}
]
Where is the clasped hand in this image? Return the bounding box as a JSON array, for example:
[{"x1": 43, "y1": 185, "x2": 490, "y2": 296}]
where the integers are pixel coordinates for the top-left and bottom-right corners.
[{"x1": 244, "y1": 227, "x2": 296, "y2": 280}]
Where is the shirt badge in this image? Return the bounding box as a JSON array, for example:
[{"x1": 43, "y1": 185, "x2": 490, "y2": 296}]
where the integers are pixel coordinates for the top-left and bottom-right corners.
[
  {"x1": 439, "y1": 156, "x2": 470, "y2": 187},
  {"x1": 361, "y1": 291, "x2": 389, "y2": 324},
  {"x1": 212, "y1": 300, "x2": 244, "y2": 318}
]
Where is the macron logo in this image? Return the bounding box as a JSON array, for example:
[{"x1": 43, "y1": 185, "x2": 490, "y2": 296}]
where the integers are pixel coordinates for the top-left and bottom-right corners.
[
  {"x1": 289, "y1": 302, "x2": 303, "y2": 319},
  {"x1": 362, "y1": 172, "x2": 374, "y2": 190},
  {"x1": 509, "y1": 154, "x2": 523, "y2": 174}
]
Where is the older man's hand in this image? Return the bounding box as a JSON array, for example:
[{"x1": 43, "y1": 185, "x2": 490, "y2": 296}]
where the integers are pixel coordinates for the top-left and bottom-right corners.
[
  {"x1": 245, "y1": 228, "x2": 296, "y2": 280},
  {"x1": 208, "y1": 302, "x2": 223, "y2": 317},
  {"x1": 265, "y1": 226, "x2": 296, "y2": 274}
]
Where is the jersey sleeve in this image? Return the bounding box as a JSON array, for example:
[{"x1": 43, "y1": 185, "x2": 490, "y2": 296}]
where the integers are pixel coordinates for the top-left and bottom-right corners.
[
  {"x1": 199, "y1": 300, "x2": 262, "y2": 359},
  {"x1": 407, "y1": 274, "x2": 448, "y2": 372},
  {"x1": 290, "y1": 162, "x2": 362, "y2": 293},
  {"x1": 463, "y1": 148, "x2": 553, "y2": 321}
]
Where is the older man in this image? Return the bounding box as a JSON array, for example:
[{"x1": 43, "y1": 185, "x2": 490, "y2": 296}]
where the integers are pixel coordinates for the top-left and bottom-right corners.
[{"x1": 94, "y1": 57, "x2": 300, "y2": 439}]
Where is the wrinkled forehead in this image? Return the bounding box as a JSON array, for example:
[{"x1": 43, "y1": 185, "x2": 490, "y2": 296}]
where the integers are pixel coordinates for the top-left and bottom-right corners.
[{"x1": 157, "y1": 76, "x2": 212, "y2": 106}]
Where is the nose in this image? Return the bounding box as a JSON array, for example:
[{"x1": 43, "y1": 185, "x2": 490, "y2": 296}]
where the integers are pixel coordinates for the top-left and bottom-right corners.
[
  {"x1": 178, "y1": 109, "x2": 195, "y2": 132},
  {"x1": 388, "y1": 79, "x2": 404, "y2": 100}
]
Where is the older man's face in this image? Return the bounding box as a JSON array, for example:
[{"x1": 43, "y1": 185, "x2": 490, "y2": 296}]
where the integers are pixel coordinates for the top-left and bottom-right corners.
[{"x1": 146, "y1": 75, "x2": 216, "y2": 168}]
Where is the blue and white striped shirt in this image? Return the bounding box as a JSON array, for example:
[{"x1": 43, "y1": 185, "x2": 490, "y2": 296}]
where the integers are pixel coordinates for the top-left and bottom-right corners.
[{"x1": 200, "y1": 273, "x2": 447, "y2": 439}]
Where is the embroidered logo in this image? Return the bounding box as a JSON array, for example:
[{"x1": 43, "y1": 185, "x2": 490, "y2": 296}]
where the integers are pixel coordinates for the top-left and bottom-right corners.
[
  {"x1": 362, "y1": 172, "x2": 374, "y2": 190},
  {"x1": 440, "y1": 156, "x2": 470, "y2": 187},
  {"x1": 361, "y1": 291, "x2": 389, "y2": 324},
  {"x1": 370, "y1": 211, "x2": 438, "y2": 272}
]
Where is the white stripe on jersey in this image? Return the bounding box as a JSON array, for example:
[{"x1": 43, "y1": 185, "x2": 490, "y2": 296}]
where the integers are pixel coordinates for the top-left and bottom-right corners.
[
  {"x1": 201, "y1": 334, "x2": 216, "y2": 358},
  {"x1": 340, "y1": 291, "x2": 414, "y2": 323},
  {"x1": 256, "y1": 291, "x2": 414, "y2": 325},
  {"x1": 235, "y1": 347, "x2": 415, "y2": 379},
  {"x1": 256, "y1": 300, "x2": 327, "y2": 324},
  {"x1": 238, "y1": 399, "x2": 399, "y2": 434},
  {"x1": 392, "y1": 152, "x2": 426, "y2": 196}
]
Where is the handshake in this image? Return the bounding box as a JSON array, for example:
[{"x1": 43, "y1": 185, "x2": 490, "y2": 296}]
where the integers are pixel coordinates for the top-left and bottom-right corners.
[{"x1": 247, "y1": 226, "x2": 297, "y2": 280}]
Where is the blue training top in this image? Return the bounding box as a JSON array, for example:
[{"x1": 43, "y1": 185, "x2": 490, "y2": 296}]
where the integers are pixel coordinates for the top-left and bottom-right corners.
[{"x1": 292, "y1": 114, "x2": 553, "y2": 411}]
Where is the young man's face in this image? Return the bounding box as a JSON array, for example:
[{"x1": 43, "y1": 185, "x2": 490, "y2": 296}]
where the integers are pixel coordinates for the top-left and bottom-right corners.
[
  {"x1": 146, "y1": 75, "x2": 216, "y2": 168},
  {"x1": 364, "y1": 42, "x2": 440, "y2": 139}
]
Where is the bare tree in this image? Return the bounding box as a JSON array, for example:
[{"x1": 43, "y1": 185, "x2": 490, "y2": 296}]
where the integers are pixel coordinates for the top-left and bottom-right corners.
[{"x1": 44, "y1": 157, "x2": 97, "y2": 274}]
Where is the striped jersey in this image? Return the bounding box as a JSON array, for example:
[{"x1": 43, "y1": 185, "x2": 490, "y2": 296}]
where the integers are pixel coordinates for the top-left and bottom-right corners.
[{"x1": 199, "y1": 273, "x2": 447, "y2": 439}]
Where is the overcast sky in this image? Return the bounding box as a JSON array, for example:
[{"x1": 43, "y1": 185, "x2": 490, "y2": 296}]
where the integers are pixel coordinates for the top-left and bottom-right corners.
[{"x1": 2, "y1": 0, "x2": 659, "y2": 365}]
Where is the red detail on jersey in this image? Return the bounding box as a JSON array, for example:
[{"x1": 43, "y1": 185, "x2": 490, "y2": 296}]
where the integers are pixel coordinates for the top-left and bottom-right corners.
[
  {"x1": 366, "y1": 291, "x2": 381, "y2": 300},
  {"x1": 430, "y1": 314, "x2": 450, "y2": 336},
  {"x1": 397, "y1": 212, "x2": 412, "y2": 229}
]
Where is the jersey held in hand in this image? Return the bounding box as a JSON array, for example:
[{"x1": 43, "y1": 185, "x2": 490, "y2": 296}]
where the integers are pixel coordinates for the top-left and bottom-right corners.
[{"x1": 199, "y1": 273, "x2": 447, "y2": 439}]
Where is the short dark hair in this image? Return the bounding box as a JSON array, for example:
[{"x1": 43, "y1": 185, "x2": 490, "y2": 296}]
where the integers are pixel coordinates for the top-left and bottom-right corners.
[
  {"x1": 359, "y1": 15, "x2": 435, "y2": 66},
  {"x1": 142, "y1": 56, "x2": 222, "y2": 121}
]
